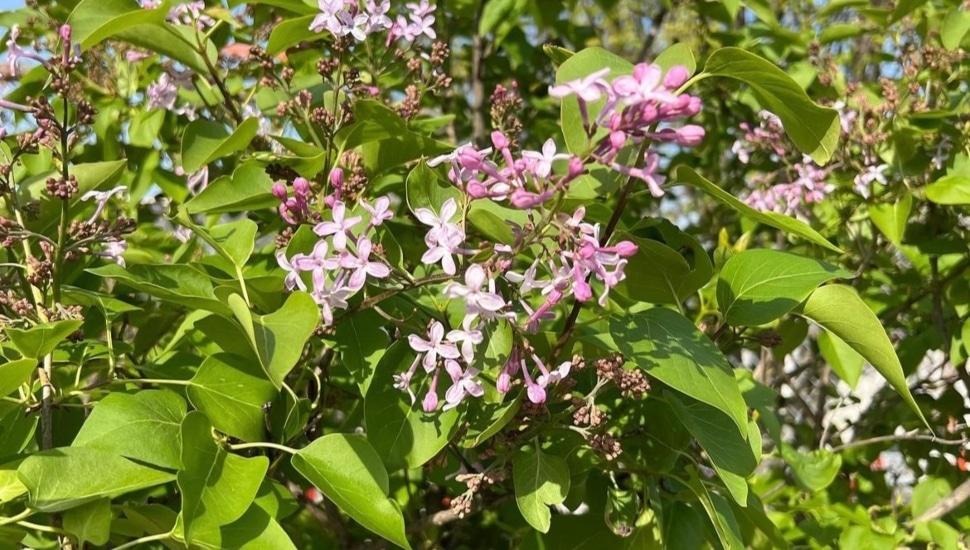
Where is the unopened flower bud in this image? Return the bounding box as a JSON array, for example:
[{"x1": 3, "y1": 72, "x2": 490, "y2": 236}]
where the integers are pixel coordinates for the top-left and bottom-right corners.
[
  {"x1": 329, "y1": 168, "x2": 344, "y2": 189},
  {"x1": 490, "y1": 130, "x2": 509, "y2": 150},
  {"x1": 293, "y1": 177, "x2": 310, "y2": 196},
  {"x1": 612, "y1": 241, "x2": 638, "y2": 257},
  {"x1": 675, "y1": 125, "x2": 705, "y2": 146},
  {"x1": 663, "y1": 65, "x2": 690, "y2": 89},
  {"x1": 271, "y1": 183, "x2": 288, "y2": 201},
  {"x1": 422, "y1": 391, "x2": 439, "y2": 412}
]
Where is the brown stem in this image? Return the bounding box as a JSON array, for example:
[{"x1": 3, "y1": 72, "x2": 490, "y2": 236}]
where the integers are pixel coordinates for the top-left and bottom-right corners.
[{"x1": 914, "y1": 477, "x2": 970, "y2": 523}]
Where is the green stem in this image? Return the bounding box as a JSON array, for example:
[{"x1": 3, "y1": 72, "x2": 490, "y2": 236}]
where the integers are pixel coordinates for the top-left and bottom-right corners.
[
  {"x1": 0, "y1": 508, "x2": 33, "y2": 526},
  {"x1": 114, "y1": 532, "x2": 171, "y2": 550},
  {"x1": 229, "y1": 441, "x2": 297, "y2": 455}
]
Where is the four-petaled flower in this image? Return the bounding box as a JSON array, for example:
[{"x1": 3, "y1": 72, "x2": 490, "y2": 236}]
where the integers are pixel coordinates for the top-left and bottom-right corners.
[
  {"x1": 314, "y1": 200, "x2": 362, "y2": 250},
  {"x1": 408, "y1": 321, "x2": 460, "y2": 371}
]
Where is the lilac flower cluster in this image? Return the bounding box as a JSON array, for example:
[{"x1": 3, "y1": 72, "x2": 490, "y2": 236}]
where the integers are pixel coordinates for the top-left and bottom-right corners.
[
  {"x1": 548, "y1": 62, "x2": 704, "y2": 197},
  {"x1": 310, "y1": 0, "x2": 435, "y2": 43},
  {"x1": 277, "y1": 197, "x2": 392, "y2": 325},
  {"x1": 744, "y1": 156, "x2": 835, "y2": 216}
]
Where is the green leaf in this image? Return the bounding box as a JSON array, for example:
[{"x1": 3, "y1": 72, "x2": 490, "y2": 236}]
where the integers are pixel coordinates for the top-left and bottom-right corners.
[
  {"x1": 542, "y1": 44, "x2": 574, "y2": 67},
  {"x1": 817, "y1": 330, "x2": 864, "y2": 389},
  {"x1": 185, "y1": 162, "x2": 278, "y2": 215},
  {"x1": 869, "y1": 194, "x2": 912, "y2": 245},
  {"x1": 338, "y1": 100, "x2": 410, "y2": 151},
  {"x1": 87, "y1": 263, "x2": 231, "y2": 316},
  {"x1": 129, "y1": 109, "x2": 166, "y2": 148},
  {"x1": 796, "y1": 284, "x2": 929, "y2": 428},
  {"x1": 611, "y1": 308, "x2": 749, "y2": 434},
  {"x1": 17, "y1": 447, "x2": 175, "y2": 512},
  {"x1": 781, "y1": 446, "x2": 841, "y2": 492},
  {"x1": 175, "y1": 412, "x2": 268, "y2": 545},
  {"x1": 941, "y1": 9, "x2": 970, "y2": 50},
  {"x1": 0, "y1": 402, "x2": 37, "y2": 458},
  {"x1": 674, "y1": 167, "x2": 842, "y2": 253},
  {"x1": 5, "y1": 320, "x2": 83, "y2": 359},
  {"x1": 911, "y1": 477, "x2": 951, "y2": 518},
  {"x1": 467, "y1": 199, "x2": 531, "y2": 245},
  {"x1": 615, "y1": 232, "x2": 712, "y2": 305},
  {"x1": 181, "y1": 118, "x2": 260, "y2": 173},
  {"x1": 63, "y1": 498, "x2": 111, "y2": 547},
  {"x1": 668, "y1": 393, "x2": 757, "y2": 505},
  {"x1": 191, "y1": 503, "x2": 297, "y2": 550},
  {"x1": 406, "y1": 161, "x2": 462, "y2": 217},
  {"x1": 703, "y1": 47, "x2": 841, "y2": 164},
  {"x1": 253, "y1": 479, "x2": 299, "y2": 521},
  {"x1": 654, "y1": 42, "x2": 697, "y2": 75},
  {"x1": 292, "y1": 434, "x2": 410, "y2": 549},
  {"x1": 187, "y1": 353, "x2": 277, "y2": 442},
  {"x1": 924, "y1": 175, "x2": 970, "y2": 205},
  {"x1": 334, "y1": 308, "x2": 388, "y2": 395},
  {"x1": 364, "y1": 342, "x2": 460, "y2": 471},
  {"x1": 718, "y1": 249, "x2": 852, "y2": 326},
  {"x1": 0, "y1": 359, "x2": 35, "y2": 398},
  {"x1": 114, "y1": 23, "x2": 210, "y2": 73},
  {"x1": 67, "y1": 0, "x2": 168, "y2": 49},
  {"x1": 555, "y1": 47, "x2": 634, "y2": 154},
  {"x1": 461, "y1": 394, "x2": 523, "y2": 448},
  {"x1": 513, "y1": 447, "x2": 570, "y2": 533},
  {"x1": 72, "y1": 390, "x2": 186, "y2": 470},
  {"x1": 266, "y1": 15, "x2": 318, "y2": 54},
  {"x1": 730, "y1": 492, "x2": 789, "y2": 549},
  {"x1": 0, "y1": 463, "x2": 28, "y2": 504},
  {"x1": 179, "y1": 215, "x2": 258, "y2": 270},
  {"x1": 252, "y1": 291, "x2": 319, "y2": 388},
  {"x1": 684, "y1": 466, "x2": 744, "y2": 550}
]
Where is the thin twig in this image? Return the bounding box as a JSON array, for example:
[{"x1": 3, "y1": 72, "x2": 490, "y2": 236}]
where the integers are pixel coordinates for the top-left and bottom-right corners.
[
  {"x1": 830, "y1": 431, "x2": 965, "y2": 453},
  {"x1": 913, "y1": 477, "x2": 970, "y2": 523}
]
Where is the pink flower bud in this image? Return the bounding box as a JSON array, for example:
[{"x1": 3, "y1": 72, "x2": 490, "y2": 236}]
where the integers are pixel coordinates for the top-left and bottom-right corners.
[
  {"x1": 568, "y1": 157, "x2": 585, "y2": 178},
  {"x1": 293, "y1": 177, "x2": 310, "y2": 196},
  {"x1": 526, "y1": 384, "x2": 546, "y2": 404},
  {"x1": 466, "y1": 181, "x2": 490, "y2": 199},
  {"x1": 609, "y1": 131, "x2": 627, "y2": 151},
  {"x1": 458, "y1": 148, "x2": 486, "y2": 171},
  {"x1": 59, "y1": 24, "x2": 72, "y2": 42},
  {"x1": 329, "y1": 168, "x2": 344, "y2": 189},
  {"x1": 664, "y1": 65, "x2": 690, "y2": 89},
  {"x1": 422, "y1": 391, "x2": 438, "y2": 412},
  {"x1": 573, "y1": 280, "x2": 593, "y2": 302},
  {"x1": 497, "y1": 371, "x2": 511, "y2": 393},
  {"x1": 510, "y1": 188, "x2": 550, "y2": 209},
  {"x1": 612, "y1": 240, "x2": 638, "y2": 257},
  {"x1": 271, "y1": 183, "x2": 288, "y2": 201},
  {"x1": 490, "y1": 130, "x2": 509, "y2": 150},
  {"x1": 324, "y1": 194, "x2": 337, "y2": 208},
  {"x1": 675, "y1": 125, "x2": 705, "y2": 147}
]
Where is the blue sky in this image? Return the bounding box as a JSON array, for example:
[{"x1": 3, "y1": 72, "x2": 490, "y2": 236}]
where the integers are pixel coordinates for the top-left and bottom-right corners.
[{"x1": 0, "y1": 0, "x2": 24, "y2": 10}]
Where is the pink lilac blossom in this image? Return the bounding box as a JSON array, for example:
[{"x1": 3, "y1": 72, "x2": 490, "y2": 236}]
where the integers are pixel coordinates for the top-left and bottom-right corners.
[
  {"x1": 280, "y1": 195, "x2": 394, "y2": 326},
  {"x1": 273, "y1": 178, "x2": 312, "y2": 225},
  {"x1": 414, "y1": 198, "x2": 466, "y2": 275},
  {"x1": 744, "y1": 157, "x2": 835, "y2": 215},
  {"x1": 5, "y1": 25, "x2": 48, "y2": 77},
  {"x1": 314, "y1": 200, "x2": 362, "y2": 250}
]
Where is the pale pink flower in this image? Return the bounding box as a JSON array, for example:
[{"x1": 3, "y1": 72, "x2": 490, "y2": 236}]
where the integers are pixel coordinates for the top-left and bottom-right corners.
[
  {"x1": 408, "y1": 321, "x2": 460, "y2": 371},
  {"x1": 314, "y1": 201, "x2": 362, "y2": 250}
]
